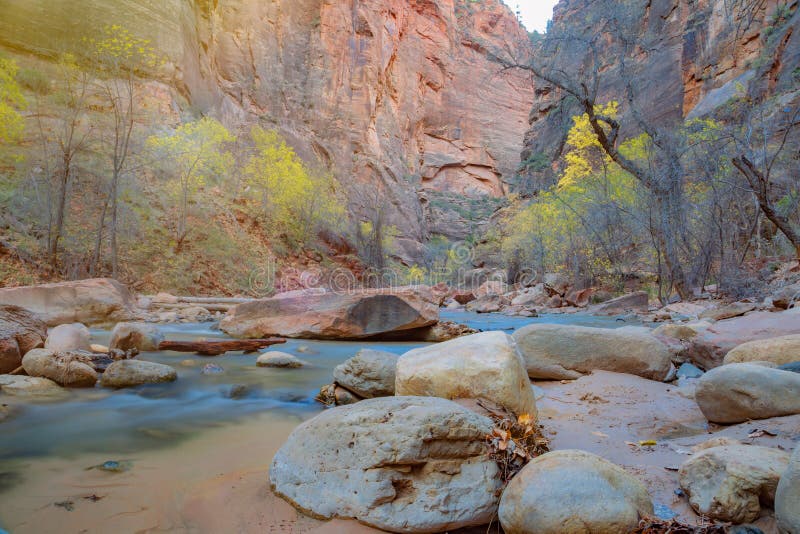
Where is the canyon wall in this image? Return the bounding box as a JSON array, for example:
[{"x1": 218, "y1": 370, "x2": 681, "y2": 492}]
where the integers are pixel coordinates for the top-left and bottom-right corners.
[
  {"x1": 518, "y1": 0, "x2": 800, "y2": 194},
  {"x1": 0, "y1": 0, "x2": 534, "y2": 259}
]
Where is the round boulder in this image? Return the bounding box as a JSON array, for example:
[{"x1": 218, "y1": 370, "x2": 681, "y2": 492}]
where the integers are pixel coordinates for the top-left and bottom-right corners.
[
  {"x1": 0, "y1": 304, "x2": 47, "y2": 374},
  {"x1": 332, "y1": 349, "x2": 396, "y2": 398},
  {"x1": 256, "y1": 351, "x2": 307, "y2": 368},
  {"x1": 109, "y1": 322, "x2": 164, "y2": 352},
  {"x1": 269, "y1": 396, "x2": 502, "y2": 533},
  {"x1": 776, "y1": 444, "x2": 800, "y2": 533},
  {"x1": 395, "y1": 331, "x2": 537, "y2": 417},
  {"x1": 679, "y1": 444, "x2": 790, "y2": 524},
  {"x1": 724, "y1": 334, "x2": 800, "y2": 366},
  {"x1": 694, "y1": 363, "x2": 800, "y2": 424},
  {"x1": 498, "y1": 450, "x2": 653, "y2": 534},
  {"x1": 21, "y1": 348, "x2": 97, "y2": 387},
  {"x1": 513, "y1": 323, "x2": 673, "y2": 381},
  {"x1": 44, "y1": 323, "x2": 92, "y2": 352},
  {"x1": 101, "y1": 360, "x2": 177, "y2": 388}
]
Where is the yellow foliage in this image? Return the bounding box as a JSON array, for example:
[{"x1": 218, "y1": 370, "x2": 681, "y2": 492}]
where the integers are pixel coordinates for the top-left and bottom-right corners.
[
  {"x1": 88, "y1": 25, "x2": 162, "y2": 73},
  {"x1": 244, "y1": 126, "x2": 344, "y2": 246},
  {"x1": 0, "y1": 57, "x2": 26, "y2": 144}
]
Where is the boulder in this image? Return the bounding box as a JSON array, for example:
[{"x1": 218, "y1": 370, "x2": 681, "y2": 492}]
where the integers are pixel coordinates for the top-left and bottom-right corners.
[
  {"x1": 21, "y1": 348, "x2": 98, "y2": 387},
  {"x1": 723, "y1": 334, "x2": 800, "y2": 366},
  {"x1": 333, "y1": 349, "x2": 396, "y2": 398},
  {"x1": 0, "y1": 278, "x2": 138, "y2": 326},
  {"x1": 0, "y1": 374, "x2": 66, "y2": 399},
  {"x1": 564, "y1": 288, "x2": 593, "y2": 308},
  {"x1": 543, "y1": 272, "x2": 570, "y2": 295},
  {"x1": 0, "y1": 305, "x2": 47, "y2": 374},
  {"x1": 510, "y1": 284, "x2": 548, "y2": 307},
  {"x1": 452, "y1": 290, "x2": 476, "y2": 305},
  {"x1": 513, "y1": 324, "x2": 673, "y2": 381},
  {"x1": 498, "y1": 450, "x2": 653, "y2": 534},
  {"x1": 465, "y1": 294, "x2": 509, "y2": 313},
  {"x1": 699, "y1": 302, "x2": 757, "y2": 321},
  {"x1": 395, "y1": 331, "x2": 537, "y2": 417},
  {"x1": 101, "y1": 360, "x2": 177, "y2": 388},
  {"x1": 109, "y1": 322, "x2": 165, "y2": 352},
  {"x1": 771, "y1": 282, "x2": 800, "y2": 310},
  {"x1": 679, "y1": 444, "x2": 790, "y2": 524},
  {"x1": 220, "y1": 287, "x2": 438, "y2": 340},
  {"x1": 776, "y1": 444, "x2": 800, "y2": 533},
  {"x1": 676, "y1": 363, "x2": 704, "y2": 379},
  {"x1": 591, "y1": 291, "x2": 649, "y2": 315},
  {"x1": 256, "y1": 351, "x2": 307, "y2": 368},
  {"x1": 44, "y1": 323, "x2": 91, "y2": 352},
  {"x1": 412, "y1": 321, "x2": 478, "y2": 342},
  {"x1": 694, "y1": 363, "x2": 800, "y2": 424},
  {"x1": 476, "y1": 280, "x2": 507, "y2": 297},
  {"x1": 269, "y1": 396, "x2": 501, "y2": 533},
  {"x1": 686, "y1": 308, "x2": 800, "y2": 369}
]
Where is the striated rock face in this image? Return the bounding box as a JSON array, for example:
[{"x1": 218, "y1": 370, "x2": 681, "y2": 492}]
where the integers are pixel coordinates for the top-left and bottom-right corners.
[
  {"x1": 0, "y1": 0, "x2": 534, "y2": 255},
  {"x1": 518, "y1": 0, "x2": 800, "y2": 193}
]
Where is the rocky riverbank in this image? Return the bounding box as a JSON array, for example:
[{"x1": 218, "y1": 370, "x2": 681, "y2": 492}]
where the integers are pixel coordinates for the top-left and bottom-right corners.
[{"x1": 2, "y1": 276, "x2": 800, "y2": 533}]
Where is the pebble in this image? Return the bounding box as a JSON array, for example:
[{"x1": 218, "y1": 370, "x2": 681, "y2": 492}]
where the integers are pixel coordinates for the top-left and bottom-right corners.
[{"x1": 201, "y1": 364, "x2": 225, "y2": 375}]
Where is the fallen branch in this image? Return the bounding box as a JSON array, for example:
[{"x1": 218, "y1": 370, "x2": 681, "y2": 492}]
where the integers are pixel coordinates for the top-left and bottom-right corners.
[{"x1": 158, "y1": 338, "x2": 286, "y2": 356}]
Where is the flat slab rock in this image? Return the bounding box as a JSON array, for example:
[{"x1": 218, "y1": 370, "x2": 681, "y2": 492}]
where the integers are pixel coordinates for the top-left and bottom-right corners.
[{"x1": 269, "y1": 396, "x2": 502, "y2": 533}]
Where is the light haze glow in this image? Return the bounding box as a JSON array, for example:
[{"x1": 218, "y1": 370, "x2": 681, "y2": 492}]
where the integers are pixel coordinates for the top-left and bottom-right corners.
[{"x1": 508, "y1": 0, "x2": 559, "y2": 33}]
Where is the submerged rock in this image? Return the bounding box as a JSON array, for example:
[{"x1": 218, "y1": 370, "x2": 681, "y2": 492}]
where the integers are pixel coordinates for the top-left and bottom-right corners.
[
  {"x1": 499, "y1": 450, "x2": 653, "y2": 534},
  {"x1": 332, "y1": 349, "x2": 396, "y2": 398},
  {"x1": 221, "y1": 287, "x2": 438, "y2": 340},
  {"x1": 201, "y1": 363, "x2": 225, "y2": 375},
  {"x1": 44, "y1": 323, "x2": 92, "y2": 352},
  {"x1": 101, "y1": 360, "x2": 177, "y2": 388},
  {"x1": 679, "y1": 444, "x2": 790, "y2": 524},
  {"x1": 269, "y1": 396, "x2": 501, "y2": 532},
  {"x1": 694, "y1": 363, "x2": 800, "y2": 423},
  {"x1": 513, "y1": 323, "x2": 673, "y2": 381},
  {"x1": 256, "y1": 351, "x2": 307, "y2": 368},
  {"x1": 109, "y1": 322, "x2": 164, "y2": 352},
  {"x1": 396, "y1": 331, "x2": 537, "y2": 417},
  {"x1": 0, "y1": 304, "x2": 47, "y2": 374},
  {"x1": 0, "y1": 374, "x2": 66, "y2": 399}
]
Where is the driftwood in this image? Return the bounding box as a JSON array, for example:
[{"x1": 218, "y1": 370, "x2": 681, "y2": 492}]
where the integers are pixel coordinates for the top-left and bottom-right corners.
[{"x1": 158, "y1": 338, "x2": 286, "y2": 356}]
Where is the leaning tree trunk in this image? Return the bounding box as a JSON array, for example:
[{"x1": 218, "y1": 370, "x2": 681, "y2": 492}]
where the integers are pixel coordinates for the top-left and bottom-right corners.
[{"x1": 733, "y1": 156, "x2": 800, "y2": 260}]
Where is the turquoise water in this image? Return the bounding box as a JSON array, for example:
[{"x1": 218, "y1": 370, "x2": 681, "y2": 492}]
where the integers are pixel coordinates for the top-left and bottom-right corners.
[{"x1": 0, "y1": 312, "x2": 629, "y2": 460}]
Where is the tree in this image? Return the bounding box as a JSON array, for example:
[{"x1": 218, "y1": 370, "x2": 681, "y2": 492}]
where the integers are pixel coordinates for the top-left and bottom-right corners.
[
  {"x1": 0, "y1": 57, "x2": 26, "y2": 145},
  {"x1": 243, "y1": 126, "x2": 344, "y2": 247},
  {"x1": 731, "y1": 103, "x2": 800, "y2": 259},
  {"x1": 87, "y1": 25, "x2": 160, "y2": 277},
  {"x1": 146, "y1": 117, "x2": 235, "y2": 252}
]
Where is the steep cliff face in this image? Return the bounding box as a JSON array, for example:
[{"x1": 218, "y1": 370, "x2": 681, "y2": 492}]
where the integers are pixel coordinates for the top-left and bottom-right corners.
[
  {"x1": 518, "y1": 0, "x2": 800, "y2": 193},
  {"x1": 0, "y1": 0, "x2": 534, "y2": 258}
]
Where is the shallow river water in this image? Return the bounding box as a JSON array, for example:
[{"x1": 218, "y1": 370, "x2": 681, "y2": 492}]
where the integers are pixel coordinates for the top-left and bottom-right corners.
[{"x1": 0, "y1": 311, "x2": 631, "y2": 533}]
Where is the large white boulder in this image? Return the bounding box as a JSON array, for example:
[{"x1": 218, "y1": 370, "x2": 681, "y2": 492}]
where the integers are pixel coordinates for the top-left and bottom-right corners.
[
  {"x1": 513, "y1": 323, "x2": 673, "y2": 381},
  {"x1": 332, "y1": 349, "x2": 397, "y2": 398},
  {"x1": 44, "y1": 323, "x2": 92, "y2": 352},
  {"x1": 679, "y1": 444, "x2": 790, "y2": 524},
  {"x1": 109, "y1": 322, "x2": 164, "y2": 352},
  {"x1": 723, "y1": 334, "x2": 800, "y2": 366},
  {"x1": 694, "y1": 363, "x2": 800, "y2": 424},
  {"x1": 21, "y1": 348, "x2": 98, "y2": 388},
  {"x1": 396, "y1": 331, "x2": 537, "y2": 417},
  {"x1": 269, "y1": 396, "x2": 502, "y2": 532},
  {"x1": 776, "y1": 444, "x2": 800, "y2": 533},
  {"x1": 101, "y1": 360, "x2": 177, "y2": 388},
  {"x1": 499, "y1": 450, "x2": 653, "y2": 534}
]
